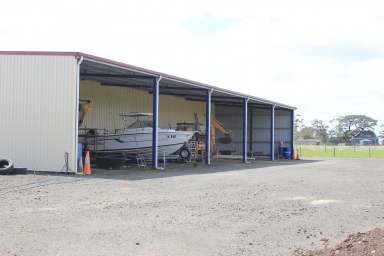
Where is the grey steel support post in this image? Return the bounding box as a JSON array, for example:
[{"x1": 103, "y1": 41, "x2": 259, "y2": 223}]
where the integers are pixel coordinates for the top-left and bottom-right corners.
[
  {"x1": 249, "y1": 108, "x2": 253, "y2": 153},
  {"x1": 152, "y1": 77, "x2": 161, "y2": 169},
  {"x1": 290, "y1": 110, "x2": 294, "y2": 159},
  {"x1": 270, "y1": 105, "x2": 276, "y2": 161},
  {"x1": 205, "y1": 89, "x2": 212, "y2": 165},
  {"x1": 74, "y1": 56, "x2": 83, "y2": 173},
  {"x1": 242, "y1": 98, "x2": 249, "y2": 163}
]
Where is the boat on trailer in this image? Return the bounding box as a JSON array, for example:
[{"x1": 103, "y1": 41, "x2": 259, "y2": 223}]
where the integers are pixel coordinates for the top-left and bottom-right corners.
[{"x1": 79, "y1": 113, "x2": 196, "y2": 167}]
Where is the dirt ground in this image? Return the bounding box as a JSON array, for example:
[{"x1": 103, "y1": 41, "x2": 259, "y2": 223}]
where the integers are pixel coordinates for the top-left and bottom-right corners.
[
  {"x1": 294, "y1": 228, "x2": 384, "y2": 256},
  {"x1": 1, "y1": 158, "x2": 384, "y2": 256}
]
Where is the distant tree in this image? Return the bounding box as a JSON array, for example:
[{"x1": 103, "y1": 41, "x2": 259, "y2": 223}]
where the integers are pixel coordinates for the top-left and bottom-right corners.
[
  {"x1": 333, "y1": 115, "x2": 378, "y2": 143},
  {"x1": 379, "y1": 125, "x2": 384, "y2": 145},
  {"x1": 294, "y1": 114, "x2": 304, "y2": 142},
  {"x1": 311, "y1": 119, "x2": 329, "y2": 143},
  {"x1": 380, "y1": 125, "x2": 384, "y2": 138},
  {"x1": 294, "y1": 114, "x2": 304, "y2": 131},
  {"x1": 299, "y1": 126, "x2": 315, "y2": 140},
  {"x1": 327, "y1": 129, "x2": 340, "y2": 145}
]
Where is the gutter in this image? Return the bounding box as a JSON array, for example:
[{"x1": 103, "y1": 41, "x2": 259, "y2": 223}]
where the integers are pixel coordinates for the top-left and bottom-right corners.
[{"x1": 74, "y1": 56, "x2": 84, "y2": 173}]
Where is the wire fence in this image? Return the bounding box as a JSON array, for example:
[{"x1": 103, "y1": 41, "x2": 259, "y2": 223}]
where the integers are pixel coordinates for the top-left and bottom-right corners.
[{"x1": 295, "y1": 145, "x2": 384, "y2": 158}]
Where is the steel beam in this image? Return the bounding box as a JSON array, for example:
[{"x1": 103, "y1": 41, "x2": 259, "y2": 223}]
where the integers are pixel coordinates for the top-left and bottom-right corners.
[
  {"x1": 205, "y1": 89, "x2": 212, "y2": 165},
  {"x1": 242, "y1": 98, "x2": 249, "y2": 163},
  {"x1": 290, "y1": 110, "x2": 295, "y2": 159},
  {"x1": 101, "y1": 83, "x2": 206, "y2": 93},
  {"x1": 270, "y1": 105, "x2": 276, "y2": 161},
  {"x1": 74, "y1": 56, "x2": 83, "y2": 173},
  {"x1": 149, "y1": 91, "x2": 206, "y2": 97},
  {"x1": 100, "y1": 83, "x2": 149, "y2": 89},
  {"x1": 185, "y1": 95, "x2": 244, "y2": 101},
  {"x1": 249, "y1": 108, "x2": 254, "y2": 153},
  {"x1": 152, "y1": 77, "x2": 161, "y2": 169},
  {"x1": 149, "y1": 87, "x2": 206, "y2": 92},
  {"x1": 205, "y1": 101, "x2": 273, "y2": 108},
  {"x1": 81, "y1": 73, "x2": 155, "y2": 79}
]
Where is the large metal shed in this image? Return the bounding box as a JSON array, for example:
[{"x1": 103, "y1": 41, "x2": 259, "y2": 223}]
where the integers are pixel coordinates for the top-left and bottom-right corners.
[{"x1": 0, "y1": 51, "x2": 295, "y2": 173}]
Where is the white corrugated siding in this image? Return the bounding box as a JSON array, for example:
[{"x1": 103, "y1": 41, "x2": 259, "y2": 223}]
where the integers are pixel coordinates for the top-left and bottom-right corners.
[
  {"x1": 0, "y1": 55, "x2": 78, "y2": 172},
  {"x1": 80, "y1": 80, "x2": 206, "y2": 130}
]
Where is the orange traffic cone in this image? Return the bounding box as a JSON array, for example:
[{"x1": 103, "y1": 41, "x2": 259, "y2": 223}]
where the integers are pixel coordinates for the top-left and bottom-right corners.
[
  {"x1": 294, "y1": 149, "x2": 300, "y2": 160},
  {"x1": 292, "y1": 148, "x2": 300, "y2": 160},
  {"x1": 83, "y1": 150, "x2": 92, "y2": 175}
]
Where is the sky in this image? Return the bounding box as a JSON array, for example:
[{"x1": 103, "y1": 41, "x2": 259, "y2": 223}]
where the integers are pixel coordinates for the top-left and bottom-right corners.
[{"x1": 1, "y1": 0, "x2": 383, "y2": 132}]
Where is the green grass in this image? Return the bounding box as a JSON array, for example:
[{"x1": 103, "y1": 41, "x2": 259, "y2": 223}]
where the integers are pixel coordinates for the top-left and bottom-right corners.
[{"x1": 295, "y1": 145, "x2": 384, "y2": 158}]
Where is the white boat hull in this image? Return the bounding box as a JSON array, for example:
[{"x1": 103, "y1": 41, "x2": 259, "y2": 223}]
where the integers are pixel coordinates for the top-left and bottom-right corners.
[{"x1": 82, "y1": 127, "x2": 194, "y2": 158}]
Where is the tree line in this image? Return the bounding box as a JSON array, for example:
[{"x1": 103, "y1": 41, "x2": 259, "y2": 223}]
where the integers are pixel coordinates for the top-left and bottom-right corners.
[{"x1": 295, "y1": 114, "x2": 384, "y2": 145}]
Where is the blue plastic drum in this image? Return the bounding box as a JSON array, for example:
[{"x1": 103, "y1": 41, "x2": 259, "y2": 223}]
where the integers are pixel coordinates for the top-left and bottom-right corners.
[{"x1": 283, "y1": 147, "x2": 291, "y2": 159}]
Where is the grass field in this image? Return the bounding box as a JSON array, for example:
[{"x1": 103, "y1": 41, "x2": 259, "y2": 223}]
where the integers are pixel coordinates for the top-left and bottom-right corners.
[{"x1": 296, "y1": 145, "x2": 384, "y2": 158}]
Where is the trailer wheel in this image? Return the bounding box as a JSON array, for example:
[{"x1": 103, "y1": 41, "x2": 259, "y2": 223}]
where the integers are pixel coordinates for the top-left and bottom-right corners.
[{"x1": 179, "y1": 147, "x2": 191, "y2": 161}]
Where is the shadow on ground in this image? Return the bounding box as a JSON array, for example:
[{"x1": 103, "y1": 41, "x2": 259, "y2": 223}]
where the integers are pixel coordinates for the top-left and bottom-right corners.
[
  {"x1": 27, "y1": 159, "x2": 321, "y2": 181},
  {"x1": 84, "y1": 159, "x2": 321, "y2": 181}
]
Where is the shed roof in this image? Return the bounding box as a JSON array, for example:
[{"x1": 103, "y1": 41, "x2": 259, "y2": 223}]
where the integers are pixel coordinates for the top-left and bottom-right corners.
[{"x1": 0, "y1": 51, "x2": 295, "y2": 110}]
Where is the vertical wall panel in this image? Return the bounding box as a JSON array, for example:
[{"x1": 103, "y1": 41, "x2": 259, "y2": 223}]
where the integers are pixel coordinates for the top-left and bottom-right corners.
[
  {"x1": 0, "y1": 55, "x2": 78, "y2": 172},
  {"x1": 250, "y1": 108, "x2": 271, "y2": 156},
  {"x1": 275, "y1": 109, "x2": 292, "y2": 147}
]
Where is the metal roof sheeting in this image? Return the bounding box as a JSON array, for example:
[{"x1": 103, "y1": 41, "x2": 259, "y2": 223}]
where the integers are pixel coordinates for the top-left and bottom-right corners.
[{"x1": 0, "y1": 51, "x2": 295, "y2": 110}]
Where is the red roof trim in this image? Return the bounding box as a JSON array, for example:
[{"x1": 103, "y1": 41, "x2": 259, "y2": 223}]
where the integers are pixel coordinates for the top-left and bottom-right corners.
[{"x1": 0, "y1": 51, "x2": 82, "y2": 57}]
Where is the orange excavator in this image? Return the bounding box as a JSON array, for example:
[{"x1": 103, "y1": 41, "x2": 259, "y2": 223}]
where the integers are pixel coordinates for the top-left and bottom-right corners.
[
  {"x1": 210, "y1": 116, "x2": 232, "y2": 155},
  {"x1": 78, "y1": 99, "x2": 91, "y2": 126},
  {"x1": 193, "y1": 113, "x2": 232, "y2": 156}
]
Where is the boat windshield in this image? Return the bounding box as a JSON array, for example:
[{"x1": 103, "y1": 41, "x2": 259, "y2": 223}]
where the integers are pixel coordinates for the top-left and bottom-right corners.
[
  {"x1": 127, "y1": 119, "x2": 153, "y2": 128},
  {"x1": 121, "y1": 113, "x2": 153, "y2": 129}
]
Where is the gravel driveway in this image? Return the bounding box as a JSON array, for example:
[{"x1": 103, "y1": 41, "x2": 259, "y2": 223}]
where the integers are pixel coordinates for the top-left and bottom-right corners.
[{"x1": 1, "y1": 158, "x2": 383, "y2": 256}]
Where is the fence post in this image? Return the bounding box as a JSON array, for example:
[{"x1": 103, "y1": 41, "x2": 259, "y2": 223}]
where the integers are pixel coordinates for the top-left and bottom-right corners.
[
  {"x1": 333, "y1": 147, "x2": 336, "y2": 157},
  {"x1": 369, "y1": 147, "x2": 371, "y2": 158}
]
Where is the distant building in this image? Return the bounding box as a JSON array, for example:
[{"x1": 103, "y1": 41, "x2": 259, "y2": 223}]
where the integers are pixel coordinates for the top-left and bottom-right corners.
[{"x1": 351, "y1": 131, "x2": 379, "y2": 145}]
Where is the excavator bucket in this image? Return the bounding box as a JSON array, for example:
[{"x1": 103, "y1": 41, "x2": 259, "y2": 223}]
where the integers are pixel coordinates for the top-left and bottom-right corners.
[
  {"x1": 218, "y1": 134, "x2": 232, "y2": 144},
  {"x1": 79, "y1": 99, "x2": 92, "y2": 126}
]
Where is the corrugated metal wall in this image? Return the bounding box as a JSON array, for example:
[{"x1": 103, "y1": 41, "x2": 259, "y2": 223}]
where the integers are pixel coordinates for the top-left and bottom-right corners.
[
  {"x1": 215, "y1": 106, "x2": 293, "y2": 156},
  {"x1": 250, "y1": 108, "x2": 271, "y2": 155},
  {"x1": 0, "y1": 55, "x2": 78, "y2": 172},
  {"x1": 274, "y1": 109, "x2": 293, "y2": 149},
  {"x1": 80, "y1": 80, "x2": 207, "y2": 131}
]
